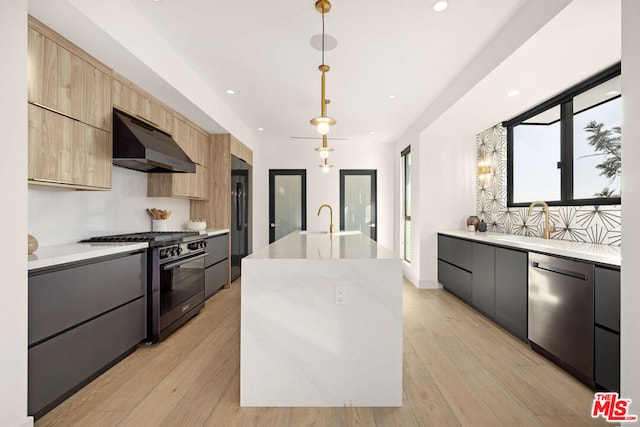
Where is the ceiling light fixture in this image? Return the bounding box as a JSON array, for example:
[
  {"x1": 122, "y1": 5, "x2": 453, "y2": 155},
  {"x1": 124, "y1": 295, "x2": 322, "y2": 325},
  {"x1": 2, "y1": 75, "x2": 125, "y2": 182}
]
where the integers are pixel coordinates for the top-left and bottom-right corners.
[
  {"x1": 311, "y1": 0, "x2": 336, "y2": 172},
  {"x1": 315, "y1": 134, "x2": 334, "y2": 159},
  {"x1": 432, "y1": 0, "x2": 448, "y2": 12},
  {"x1": 226, "y1": 89, "x2": 235, "y2": 95},
  {"x1": 258, "y1": 127, "x2": 264, "y2": 131},
  {"x1": 507, "y1": 89, "x2": 520, "y2": 97}
]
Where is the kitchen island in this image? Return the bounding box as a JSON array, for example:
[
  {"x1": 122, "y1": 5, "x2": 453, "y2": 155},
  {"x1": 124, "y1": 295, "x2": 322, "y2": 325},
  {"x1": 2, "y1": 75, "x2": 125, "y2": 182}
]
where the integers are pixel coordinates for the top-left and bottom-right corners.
[{"x1": 240, "y1": 231, "x2": 402, "y2": 407}]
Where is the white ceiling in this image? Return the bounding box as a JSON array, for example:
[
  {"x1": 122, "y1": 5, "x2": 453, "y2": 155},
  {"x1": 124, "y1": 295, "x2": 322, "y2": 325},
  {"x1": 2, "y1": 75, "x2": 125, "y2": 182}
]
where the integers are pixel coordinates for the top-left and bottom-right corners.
[{"x1": 26, "y1": 0, "x2": 620, "y2": 147}]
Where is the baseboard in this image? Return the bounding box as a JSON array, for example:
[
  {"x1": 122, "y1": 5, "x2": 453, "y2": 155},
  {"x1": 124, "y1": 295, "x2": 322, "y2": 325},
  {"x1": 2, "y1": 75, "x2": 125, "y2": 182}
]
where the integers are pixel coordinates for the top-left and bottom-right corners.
[{"x1": 418, "y1": 279, "x2": 442, "y2": 289}]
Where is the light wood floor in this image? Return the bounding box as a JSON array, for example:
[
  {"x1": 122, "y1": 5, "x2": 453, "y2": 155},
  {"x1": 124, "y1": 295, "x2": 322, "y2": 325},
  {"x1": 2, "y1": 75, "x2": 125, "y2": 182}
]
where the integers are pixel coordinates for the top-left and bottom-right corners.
[{"x1": 36, "y1": 279, "x2": 608, "y2": 427}]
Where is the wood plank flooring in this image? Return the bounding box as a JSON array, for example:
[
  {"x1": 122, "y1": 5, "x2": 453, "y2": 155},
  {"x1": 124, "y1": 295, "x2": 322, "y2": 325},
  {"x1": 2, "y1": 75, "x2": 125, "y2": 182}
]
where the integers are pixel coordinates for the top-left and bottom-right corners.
[{"x1": 36, "y1": 279, "x2": 607, "y2": 426}]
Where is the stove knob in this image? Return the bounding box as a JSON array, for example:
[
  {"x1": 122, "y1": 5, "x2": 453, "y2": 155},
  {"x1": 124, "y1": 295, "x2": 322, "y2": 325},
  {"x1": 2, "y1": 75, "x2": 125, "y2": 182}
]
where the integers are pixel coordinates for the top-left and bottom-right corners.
[
  {"x1": 202, "y1": 241, "x2": 208, "y2": 248},
  {"x1": 177, "y1": 247, "x2": 183, "y2": 255},
  {"x1": 160, "y1": 249, "x2": 168, "y2": 259},
  {"x1": 171, "y1": 247, "x2": 179, "y2": 256}
]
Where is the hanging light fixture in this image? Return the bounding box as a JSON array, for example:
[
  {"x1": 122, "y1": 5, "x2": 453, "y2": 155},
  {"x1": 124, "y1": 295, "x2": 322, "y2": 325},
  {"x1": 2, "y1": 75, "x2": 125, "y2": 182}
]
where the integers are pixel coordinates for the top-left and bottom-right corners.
[
  {"x1": 310, "y1": 0, "x2": 336, "y2": 136},
  {"x1": 311, "y1": 0, "x2": 335, "y2": 171},
  {"x1": 315, "y1": 134, "x2": 333, "y2": 159}
]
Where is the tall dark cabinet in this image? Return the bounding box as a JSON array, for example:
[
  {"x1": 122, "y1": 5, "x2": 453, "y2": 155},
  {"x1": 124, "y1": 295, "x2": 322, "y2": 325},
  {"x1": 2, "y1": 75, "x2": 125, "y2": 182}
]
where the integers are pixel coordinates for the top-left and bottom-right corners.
[{"x1": 231, "y1": 155, "x2": 252, "y2": 281}]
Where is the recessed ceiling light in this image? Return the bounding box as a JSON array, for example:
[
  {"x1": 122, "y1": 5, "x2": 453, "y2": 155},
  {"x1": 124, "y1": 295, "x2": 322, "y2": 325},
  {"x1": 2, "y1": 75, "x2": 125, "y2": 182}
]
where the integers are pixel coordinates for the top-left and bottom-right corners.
[
  {"x1": 432, "y1": 0, "x2": 448, "y2": 12},
  {"x1": 226, "y1": 89, "x2": 235, "y2": 95},
  {"x1": 507, "y1": 89, "x2": 520, "y2": 97},
  {"x1": 388, "y1": 95, "x2": 396, "y2": 99},
  {"x1": 606, "y1": 90, "x2": 621, "y2": 96},
  {"x1": 370, "y1": 131, "x2": 376, "y2": 135},
  {"x1": 258, "y1": 127, "x2": 264, "y2": 131}
]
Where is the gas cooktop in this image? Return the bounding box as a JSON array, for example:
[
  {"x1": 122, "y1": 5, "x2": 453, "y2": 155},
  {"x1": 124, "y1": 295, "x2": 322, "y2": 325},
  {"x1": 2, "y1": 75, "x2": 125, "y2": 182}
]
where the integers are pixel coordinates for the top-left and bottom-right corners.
[{"x1": 81, "y1": 231, "x2": 201, "y2": 246}]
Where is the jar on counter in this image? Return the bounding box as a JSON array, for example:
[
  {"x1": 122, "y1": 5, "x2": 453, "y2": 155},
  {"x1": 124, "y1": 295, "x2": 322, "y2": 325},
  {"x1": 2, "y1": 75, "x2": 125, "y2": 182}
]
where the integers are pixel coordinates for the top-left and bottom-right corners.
[{"x1": 466, "y1": 215, "x2": 480, "y2": 231}]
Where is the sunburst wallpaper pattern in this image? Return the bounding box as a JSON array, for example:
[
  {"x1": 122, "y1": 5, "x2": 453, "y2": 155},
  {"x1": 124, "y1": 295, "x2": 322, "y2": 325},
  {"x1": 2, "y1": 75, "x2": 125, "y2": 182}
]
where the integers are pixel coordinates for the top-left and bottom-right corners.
[{"x1": 475, "y1": 124, "x2": 621, "y2": 246}]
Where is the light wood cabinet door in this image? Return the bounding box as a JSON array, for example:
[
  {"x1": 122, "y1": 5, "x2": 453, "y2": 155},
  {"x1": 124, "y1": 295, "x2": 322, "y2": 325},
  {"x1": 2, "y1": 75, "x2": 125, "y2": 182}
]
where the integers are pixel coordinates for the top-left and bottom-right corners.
[
  {"x1": 28, "y1": 104, "x2": 111, "y2": 189},
  {"x1": 148, "y1": 165, "x2": 208, "y2": 200},
  {"x1": 83, "y1": 127, "x2": 111, "y2": 189},
  {"x1": 28, "y1": 28, "x2": 58, "y2": 110},
  {"x1": 112, "y1": 78, "x2": 138, "y2": 115},
  {"x1": 28, "y1": 104, "x2": 82, "y2": 185},
  {"x1": 83, "y1": 64, "x2": 112, "y2": 131},
  {"x1": 171, "y1": 116, "x2": 192, "y2": 162},
  {"x1": 57, "y1": 46, "x2": 84, "y2": 120},
  {"x1": 113, "y1": 79, "x2": 173, "y2": 134}
]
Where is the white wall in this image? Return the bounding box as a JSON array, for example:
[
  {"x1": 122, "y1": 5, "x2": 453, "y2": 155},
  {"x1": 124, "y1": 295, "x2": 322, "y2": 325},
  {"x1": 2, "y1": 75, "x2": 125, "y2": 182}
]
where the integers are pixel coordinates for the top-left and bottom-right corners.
[
  {"x1": 0, "y1": 1, "x2": 32, "y2": 426},
  {"x1": 620, "y1": 0, "x2": 640, "y2": 406},
  {"x1": 418, "y1": 129, "x2": 476, "y2": 289},
  {"x1": 253, "y1": 138, "x2": 394, "y2": 253},
  {"x1": 29, "y1": 167, "x2": 190, "y2": 246}
]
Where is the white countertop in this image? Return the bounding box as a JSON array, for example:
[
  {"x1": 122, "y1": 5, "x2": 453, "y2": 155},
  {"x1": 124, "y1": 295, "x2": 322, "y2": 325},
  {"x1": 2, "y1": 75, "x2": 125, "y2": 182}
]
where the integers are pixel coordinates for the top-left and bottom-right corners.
[
  {"x1": 247, "y1": 231, "x2": 396, "y2": 260},
  {"x1": 28, "y1": 242, "x2": 149, "y2": 271},
  {"x1": 28, "y1": 229, "x2": 229, "y2": 271},
  {"x1": 439, "y1": 230, "x2": 621, "y2": 267}
]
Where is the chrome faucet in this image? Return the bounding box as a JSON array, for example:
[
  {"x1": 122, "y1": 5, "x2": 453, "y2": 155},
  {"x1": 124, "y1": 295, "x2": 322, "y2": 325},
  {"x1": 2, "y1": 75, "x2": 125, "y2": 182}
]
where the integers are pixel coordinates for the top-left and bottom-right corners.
[
  {"x1": 527, "y1": 200, "x2": 556, "y2": 239},
  {"x1": 317, "y1": 204, "x2": 334, "y2": 234}
]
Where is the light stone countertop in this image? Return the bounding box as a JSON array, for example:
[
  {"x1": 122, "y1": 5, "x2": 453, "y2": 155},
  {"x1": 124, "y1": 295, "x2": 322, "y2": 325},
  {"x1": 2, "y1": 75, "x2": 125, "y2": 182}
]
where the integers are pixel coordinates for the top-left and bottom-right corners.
[
  {"x1": 28, "y1": 242, "x2": 149, "y2": 271},
  {"x1": 246, "y1": 231, "x2": 396, "y2": 260},
  {"x1": 439, "y1": 230, "x2": 621, "y2": 267}
]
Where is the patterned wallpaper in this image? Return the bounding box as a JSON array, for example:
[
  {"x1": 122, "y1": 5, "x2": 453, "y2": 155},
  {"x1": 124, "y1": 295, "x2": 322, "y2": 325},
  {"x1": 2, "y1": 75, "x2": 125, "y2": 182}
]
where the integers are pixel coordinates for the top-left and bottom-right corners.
[{"x1": 475, "y1": 124, "x2": 621, "y2": 246}]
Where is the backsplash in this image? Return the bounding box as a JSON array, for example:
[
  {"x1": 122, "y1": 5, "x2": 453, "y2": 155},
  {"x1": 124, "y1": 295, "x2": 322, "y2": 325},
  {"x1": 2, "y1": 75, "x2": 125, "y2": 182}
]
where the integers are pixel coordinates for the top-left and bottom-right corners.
[
  {"x1": 29, "y1": 167, "x2": 190, "y2": 246},
  {"x1": 475, "y1": 124, "x2": 621, "y2": 246}
]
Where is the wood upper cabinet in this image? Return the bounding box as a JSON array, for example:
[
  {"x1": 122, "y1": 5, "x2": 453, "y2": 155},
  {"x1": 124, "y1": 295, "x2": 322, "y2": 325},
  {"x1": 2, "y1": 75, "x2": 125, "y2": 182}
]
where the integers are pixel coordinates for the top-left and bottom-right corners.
[
  {"x1": 148, "y1": 165, "x2": 208, "y2": 200},
  {"x1": 172, "y1": 115, "x2": 210, "y2": 166},
  {"x1": 28, "y1": 28, "x2": 84, "y2": 119},
  {"x1": 148, "y1": 115, "x2": 210, "y2": 200},
  {"x1": 28, "y1": 27, "x2": 58, "y2": 111},
  {"x1": 28, "y1": 104, "x2": 111, "y2": 190},
  {"x1": 83, "y1": 64, "x2": 112, "y2": 131},
  {"x1": 112, "y1": 77, "x2": 173, "y2": 134},
  {"x1": 27, "y1": 19, "x2": 113, "y2": 190},
  {"x1": 28, "y1": 26, "x2": 111, "y2": 132}
]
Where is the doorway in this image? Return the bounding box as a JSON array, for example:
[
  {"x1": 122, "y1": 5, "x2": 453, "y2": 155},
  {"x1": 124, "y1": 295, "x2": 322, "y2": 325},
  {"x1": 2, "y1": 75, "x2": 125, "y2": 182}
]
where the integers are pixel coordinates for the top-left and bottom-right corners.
[
  {"x1": 340, "y1": 169, "x2": 377, "y2": 241},
  {"x1": 269, "y1": 169, "x2": 307, "y2": 243}
]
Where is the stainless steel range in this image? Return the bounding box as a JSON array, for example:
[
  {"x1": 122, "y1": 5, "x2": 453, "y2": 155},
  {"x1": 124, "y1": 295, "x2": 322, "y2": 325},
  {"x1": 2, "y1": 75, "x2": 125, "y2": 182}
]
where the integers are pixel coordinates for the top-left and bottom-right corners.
[{"x1": 82, "y1": 231, "x2": 207, "y2": 343}]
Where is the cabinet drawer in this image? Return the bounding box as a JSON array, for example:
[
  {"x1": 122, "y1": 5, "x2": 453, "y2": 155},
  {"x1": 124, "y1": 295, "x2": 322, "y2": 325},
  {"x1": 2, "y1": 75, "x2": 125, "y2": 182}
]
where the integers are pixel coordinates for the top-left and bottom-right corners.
[
  {"x1": 438, "y1": 235, "x2": 472, "y2": 271},
  {"x1": 438, "y1": 260, "x2": 472, "y2": 303},
  {"x1": 28, "y1": 297, "x2": 145, "y2": 418},
  {"x1": 206, "y1": 234, "x2": 229, "y2": 267},
  {"x1": 594, "y1": 267, "x2": 620, "y2": 333},
  {"x1": 29, "y1": 252, "x2": 146, "y2": 345},
  {"x1": 205, "y1": 261, "x2": 229, "y2": 299},
  {"x1": 595, "y1": 326, "x2": 620, "y2": 392}
]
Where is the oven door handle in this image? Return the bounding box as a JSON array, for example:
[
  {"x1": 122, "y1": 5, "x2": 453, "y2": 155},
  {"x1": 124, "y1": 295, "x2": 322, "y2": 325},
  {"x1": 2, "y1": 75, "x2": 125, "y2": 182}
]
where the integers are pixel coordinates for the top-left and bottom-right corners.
[{"x1": 162, "y1": 253, "x2": 208, "y2": 270}]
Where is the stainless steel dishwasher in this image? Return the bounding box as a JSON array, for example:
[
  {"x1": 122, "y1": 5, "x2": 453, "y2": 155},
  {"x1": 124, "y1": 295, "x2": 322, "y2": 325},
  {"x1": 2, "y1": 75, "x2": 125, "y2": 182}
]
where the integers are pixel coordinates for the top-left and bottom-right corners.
[{"x1": 528, "y1": 253, "x2": 594, "y2": 383}]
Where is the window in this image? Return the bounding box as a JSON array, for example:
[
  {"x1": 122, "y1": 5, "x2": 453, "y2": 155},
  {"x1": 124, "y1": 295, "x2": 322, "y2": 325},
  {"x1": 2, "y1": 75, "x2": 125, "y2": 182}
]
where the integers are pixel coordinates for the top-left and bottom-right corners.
[
  {"x1": 506, "y1": 64, "x2": 621, "y2": 206},
  {"x1": 401, "y1": 146, "x2": 411, "y2": 263}
]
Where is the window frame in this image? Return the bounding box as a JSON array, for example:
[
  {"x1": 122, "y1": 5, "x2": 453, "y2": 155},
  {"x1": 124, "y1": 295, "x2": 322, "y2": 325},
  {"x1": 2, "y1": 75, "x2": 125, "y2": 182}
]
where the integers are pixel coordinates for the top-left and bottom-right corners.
[
  {"x1": 504, "y1": 63, "x2": 621, "y2": 207},
  {"x1": 401, "y1": 146, "x2": 411, "y2": 263}
]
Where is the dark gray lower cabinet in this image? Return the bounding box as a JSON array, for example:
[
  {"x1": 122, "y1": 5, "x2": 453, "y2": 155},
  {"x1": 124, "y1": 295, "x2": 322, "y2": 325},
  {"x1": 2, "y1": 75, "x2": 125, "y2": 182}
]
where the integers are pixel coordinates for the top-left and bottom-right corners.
[
  {"x1": 438, "y1": 259, "x2": 472, "y2": 303},
  {"x1": 438, "y1": 234, "x2": 528, "y2": 342},
  {"x1": 28, "y1": 251, "x2": 146, "y2": 419},
  {"x1": 594, "y1": 266, "x2": 620, "y2": 392},
  {"x1": 205, "y1": 233, "x2": 230, "y2": 299},
  {"x1": 494, "y1": 248, "x2": 528, "y2": 341},
  {"x1": 472, "y1": 243, "x2": 495, "y2": 318}
]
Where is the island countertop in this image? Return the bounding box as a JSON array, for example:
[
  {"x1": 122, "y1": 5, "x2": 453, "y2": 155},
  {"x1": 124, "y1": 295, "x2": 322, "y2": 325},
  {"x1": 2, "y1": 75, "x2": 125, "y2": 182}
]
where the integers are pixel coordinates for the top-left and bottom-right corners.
[{"x1": 246, "y1": 231, "x2": 396, "y2": 260}]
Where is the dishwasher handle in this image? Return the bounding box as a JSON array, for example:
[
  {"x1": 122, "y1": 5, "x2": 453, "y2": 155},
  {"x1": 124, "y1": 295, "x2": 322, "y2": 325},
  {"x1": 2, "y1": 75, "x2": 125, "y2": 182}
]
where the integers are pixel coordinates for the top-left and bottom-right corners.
[{"x1": 531, "y1": 261, "x2": 589, "y2": 281}]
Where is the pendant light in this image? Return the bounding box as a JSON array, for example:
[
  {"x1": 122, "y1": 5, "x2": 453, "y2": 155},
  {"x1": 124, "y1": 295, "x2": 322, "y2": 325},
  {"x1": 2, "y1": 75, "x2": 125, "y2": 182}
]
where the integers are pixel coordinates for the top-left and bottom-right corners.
[{"x1": 311, "y1": 0, "x2": 335, "y2": 171}]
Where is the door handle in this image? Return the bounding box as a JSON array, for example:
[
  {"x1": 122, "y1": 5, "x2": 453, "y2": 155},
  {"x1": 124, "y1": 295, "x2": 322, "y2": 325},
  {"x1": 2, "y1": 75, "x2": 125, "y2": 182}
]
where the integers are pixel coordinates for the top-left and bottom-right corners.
[
  {"x1": 369, "y1": 223, "x2": 376, "y2": 228},
  {"x1": 270, "y1": 223, "x2": 276, "y2": 228}
]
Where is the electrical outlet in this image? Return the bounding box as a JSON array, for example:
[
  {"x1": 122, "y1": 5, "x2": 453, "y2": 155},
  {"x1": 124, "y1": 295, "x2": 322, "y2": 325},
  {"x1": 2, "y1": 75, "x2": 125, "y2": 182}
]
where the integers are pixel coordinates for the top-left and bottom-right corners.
[{"x1": 335, "y1": 286, "x2": 346, "y2": 305}]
